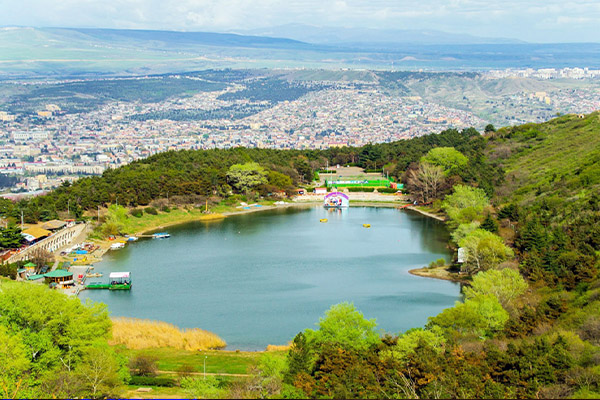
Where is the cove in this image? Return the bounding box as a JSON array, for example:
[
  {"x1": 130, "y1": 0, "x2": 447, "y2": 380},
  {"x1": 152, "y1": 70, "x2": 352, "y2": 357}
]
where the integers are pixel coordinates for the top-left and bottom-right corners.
[{"x1": 80, "y1": 206, "x2": 461, "y2": 350}]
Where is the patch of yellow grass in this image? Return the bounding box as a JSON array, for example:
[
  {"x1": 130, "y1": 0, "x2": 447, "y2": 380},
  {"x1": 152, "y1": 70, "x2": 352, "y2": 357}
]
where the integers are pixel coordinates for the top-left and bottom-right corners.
[
  {"x1": 110, "y1": 317, "x2": 226, "y2": 351},
  {"x1": 265, "y1": 344, "x2": 291, "y2": 352}
]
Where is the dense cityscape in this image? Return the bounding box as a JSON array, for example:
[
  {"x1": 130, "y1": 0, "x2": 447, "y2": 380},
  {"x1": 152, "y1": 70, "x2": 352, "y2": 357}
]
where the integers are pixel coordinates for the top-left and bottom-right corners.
[{"x1": 0, "y1": 67, "x2": 599, "y2": 194}]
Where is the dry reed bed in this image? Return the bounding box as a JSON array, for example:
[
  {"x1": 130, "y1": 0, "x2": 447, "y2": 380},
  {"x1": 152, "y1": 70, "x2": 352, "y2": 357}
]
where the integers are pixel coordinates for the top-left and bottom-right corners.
[{"x1": 110, "y1": 317, "x2": 226, "y2": 350}]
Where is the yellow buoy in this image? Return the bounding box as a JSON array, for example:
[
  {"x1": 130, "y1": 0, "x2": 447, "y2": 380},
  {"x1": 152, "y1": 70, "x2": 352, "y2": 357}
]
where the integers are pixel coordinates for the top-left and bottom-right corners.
[
  {"x1": 320, "y1": 218, "x2": 328, "y2": 223},
  {"x1": 363, "y1": 224, "x2": 371, "y2": 228}
]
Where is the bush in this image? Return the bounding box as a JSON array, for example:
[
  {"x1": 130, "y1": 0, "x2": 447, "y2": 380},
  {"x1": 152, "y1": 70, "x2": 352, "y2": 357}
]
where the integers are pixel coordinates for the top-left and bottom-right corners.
[
  {"x1": 144, "y1": 207, "x2": 158, "y2": 215},
  {"x1": 161, "y1": 205, "x2": 171, "y2": 213},
  {"x1": 129, "y1": 354, "x2": 158, "y2": 377},
  {"x1": 129, "y1": 208, "x2": 144, "y2": 218},
  {"x1": 0, "y1": 263, "x2": 17, "y2": 279},
  {"x1": 378, "y1": 187, "x2": 397, "y2": 193},
  {"x1": 129, "y1": 376, "x2": 176, "y2": 387}
]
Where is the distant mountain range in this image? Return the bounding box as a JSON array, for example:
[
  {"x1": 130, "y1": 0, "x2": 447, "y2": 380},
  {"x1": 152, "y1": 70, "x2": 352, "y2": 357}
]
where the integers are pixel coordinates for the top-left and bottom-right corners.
[
  {"x1": 233, "y1": 23, "x2": 525, "y2": 46},
  {"x1": 1, "y1": 26, "x2": 599, "y2": 78}
]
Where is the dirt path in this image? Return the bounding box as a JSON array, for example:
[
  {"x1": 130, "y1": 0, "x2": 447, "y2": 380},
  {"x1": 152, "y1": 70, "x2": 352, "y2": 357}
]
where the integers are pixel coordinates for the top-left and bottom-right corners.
[{"x1": 157, "y1": 370, "x2": 251, "y2": 377}]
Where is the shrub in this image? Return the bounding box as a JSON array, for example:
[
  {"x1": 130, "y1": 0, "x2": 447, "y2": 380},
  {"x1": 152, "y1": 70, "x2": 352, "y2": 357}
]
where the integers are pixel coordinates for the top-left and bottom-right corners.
[
  {"x1": 161, "y1": 205, "x2": 171, "y2": 213},
  {"x1": 144, "y1": 207, "x2": 158, "y2": 215},
  {"x1": 129, "y1": 354, "x2": 158, "y2": 377},
  {"x1": 129, "y1": 208, "x2": 144, "y2": 218}
]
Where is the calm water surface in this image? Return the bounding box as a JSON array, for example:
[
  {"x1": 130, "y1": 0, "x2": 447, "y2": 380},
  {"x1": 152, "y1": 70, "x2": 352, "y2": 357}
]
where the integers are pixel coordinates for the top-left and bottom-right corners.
[{"x1": 80, "y1": 206, "x2": 460, "y2": 350}]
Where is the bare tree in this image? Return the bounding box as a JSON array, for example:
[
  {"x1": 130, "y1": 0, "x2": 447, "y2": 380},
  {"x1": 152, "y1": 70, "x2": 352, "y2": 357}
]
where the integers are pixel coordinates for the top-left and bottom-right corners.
[
  {"x1": 406, "y1": 163, "x2": 445, "y2": 203},
  {"x1": 29, "y1": 248, "x2": 55, "y2": 272}
]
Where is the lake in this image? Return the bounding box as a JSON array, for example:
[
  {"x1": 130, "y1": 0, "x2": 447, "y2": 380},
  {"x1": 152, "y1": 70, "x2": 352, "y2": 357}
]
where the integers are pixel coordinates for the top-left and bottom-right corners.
[{"x1": 80, "y1": 206, "x2": 461, "y2": 350}]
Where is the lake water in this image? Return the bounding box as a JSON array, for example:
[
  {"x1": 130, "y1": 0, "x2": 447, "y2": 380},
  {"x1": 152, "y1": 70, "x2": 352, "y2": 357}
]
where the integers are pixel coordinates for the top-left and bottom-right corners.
[{"x1": 80, "y1": 206, "x2": 460, "y2": 350}]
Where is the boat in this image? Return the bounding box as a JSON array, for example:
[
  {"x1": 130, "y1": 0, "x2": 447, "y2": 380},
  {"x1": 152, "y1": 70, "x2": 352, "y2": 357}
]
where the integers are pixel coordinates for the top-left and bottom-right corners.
[
  {"x1": 109, "y1": 272, "x2": 132, "y2": 290},
  {"x1": 110, "y1": 242, "x2": 125, "y2": 250},
  {"x1": 87, "y1": 272, "x2": 132, "y2": 290},
  {"x1": 126, "y1": 236, "x2": 138, "y2": 242},
  {"x1": 320, "y1": 218, "x2": 328, "y2": 223},
  {"x1": 363, "y1": 224, "x2": 371, "y2": 228},
  {"x1": 152, "y1": 232, "x2": 170, "y2": 239},
  {"x1": 86, "y1": 272, "x2": 103, "y2": 278},
  {"x1": 323, "y1": 192, "x2": 350, "y2": 209}
]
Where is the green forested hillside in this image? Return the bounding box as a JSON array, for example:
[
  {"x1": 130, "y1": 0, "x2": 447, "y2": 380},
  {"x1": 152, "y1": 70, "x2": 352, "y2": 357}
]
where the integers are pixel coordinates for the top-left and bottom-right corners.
[{"x1": 489, "y1": 112, "x2": 600, "y2": 204}]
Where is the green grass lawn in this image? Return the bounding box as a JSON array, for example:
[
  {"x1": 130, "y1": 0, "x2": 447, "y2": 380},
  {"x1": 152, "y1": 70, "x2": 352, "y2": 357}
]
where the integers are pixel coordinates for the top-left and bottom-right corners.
[{"x1": 117, "y1": 347, "x2": 266, "y2": 375}]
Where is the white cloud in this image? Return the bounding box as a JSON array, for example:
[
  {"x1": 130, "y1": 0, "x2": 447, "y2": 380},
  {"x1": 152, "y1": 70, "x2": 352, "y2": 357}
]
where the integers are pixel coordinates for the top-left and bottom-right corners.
[{"x1": 0, "y1": 0, "x2": 598, "y2": 42}]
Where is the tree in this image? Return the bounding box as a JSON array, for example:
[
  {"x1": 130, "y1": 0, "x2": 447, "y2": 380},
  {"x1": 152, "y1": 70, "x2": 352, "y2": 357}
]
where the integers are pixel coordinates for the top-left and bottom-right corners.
[
  {"x1": 464, "y1": 268, "x2": 528, "y2": 311},
  {"x1": 421, "y1": 147, "x2": 469, "y2": 176},
  {"x1": 428, "y1": 295, "x2": 509, "y2": 338},
  {"x1": 101, "y1": 204, "x2": 128, "y2": 236},
  {"x1": 267, "y1": 170, "x2": 293, "y2": 189},
  {"x1": 442, "y1": 185, "x2": 490, "y2": 228},
  {"x1": 451, "y1": 221, "x2": 481, "y2": 245},
  {"x1": 459, "y1": 230, "x2": 514, "y2": 273},
  {"x1": 226, "y1": 162, "x2": 268, "y2": 194},
  {"x1": 29, "y1": 248, "x2": 55, "y2": 272},
  {"x1": 0, "y1": 225, "x2": 23, "y2": 250},
  {"x1": 484, "y1": 124, "x2": 496, "y2": 134},
  {"x1": 381, "y1": 326, "x2": 446, "y2": 363},
  {"x1": 75, "y1": 344, "x2": 122, "y2": 398},
  {"x1": 305, "y1": 302, "x2": 380, "y2": 353},
  {"x1": 480, "y1": 214, "x2": 499, "y2": 233},
  {"x1": 0, "y1": 326, "x2": 31, "y2": 399},
  {"x1": 406, "y1": 163, "x2": 445, "y2": 203}
]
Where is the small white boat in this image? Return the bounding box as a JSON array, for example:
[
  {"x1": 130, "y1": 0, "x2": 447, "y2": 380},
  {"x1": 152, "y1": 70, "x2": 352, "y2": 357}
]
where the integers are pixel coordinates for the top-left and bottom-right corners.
[
  {"x1": 110, "y1": 242, "x2": 125, "y2": 250},
  {"x1": 152, "y1": 232, "x2": 170, "y2": 239},
  {"x1": 126, "y1": 236, "x2": 139, "y2": 242}
]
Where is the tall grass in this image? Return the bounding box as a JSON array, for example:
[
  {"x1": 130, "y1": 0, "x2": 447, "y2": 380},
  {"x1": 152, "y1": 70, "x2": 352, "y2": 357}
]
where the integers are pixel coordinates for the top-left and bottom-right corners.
[{"x1": 110, "y1": 317, "x2": 226, "y2": 351}]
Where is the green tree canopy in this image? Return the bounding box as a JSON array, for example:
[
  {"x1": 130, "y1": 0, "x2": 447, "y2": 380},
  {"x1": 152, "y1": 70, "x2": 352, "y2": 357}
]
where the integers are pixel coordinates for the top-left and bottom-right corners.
[
  {"x1": 226, "y1": 162, "x2": 268, "y2": 194},
  {"x1": 0, "y1": 225, "x2": 23, "y2": 250},
  {"x1": 267, "y1": 170, "x2": 293, "y2": 189},
  {"x1": 428, "y1": 294, "x2": 509, "y2": 338},
  {"x1": 380, "y1": 326, "x2": 446, "y2": 363},
  {"x1": 102, "y1": 204, "x2": 128, "y2": 236},
  {"x1": 421, "y1": 147, "x2": 469, "y2": 176},
  {"x1": 442, "y1": 184, "x2": 490, "y2": 228},
  {"x1": 451, "y1": 221, "x2": 481, "y2": 245},
  {"x1": 464, "y1": 268, "x2": 528, "y2": 310},
  {"x1": 459, "y1": 229, "x2": 514, "y2": 273},
  {"x1": 0, "y1": 282, "x2": 121, "y2": 398},
  {"x1": 305, "y1": 302, "x2": 380, "y2": 353},
  {"x1": 0, "y1": 325, "x2": 32, "y2": 399}
]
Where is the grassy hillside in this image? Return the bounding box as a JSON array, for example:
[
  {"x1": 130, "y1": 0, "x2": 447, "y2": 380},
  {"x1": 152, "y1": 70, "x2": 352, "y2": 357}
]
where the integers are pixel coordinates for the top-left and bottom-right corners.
[{"x1": 488, "y1": 112, "x2": 600, "y2": 204}]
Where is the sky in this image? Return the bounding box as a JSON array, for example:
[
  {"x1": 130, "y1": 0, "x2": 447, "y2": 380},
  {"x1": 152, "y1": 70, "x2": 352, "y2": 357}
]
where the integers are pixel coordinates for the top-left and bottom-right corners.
[{"x1": 1, "y1": 0, "x2": 599, "y2": 43}]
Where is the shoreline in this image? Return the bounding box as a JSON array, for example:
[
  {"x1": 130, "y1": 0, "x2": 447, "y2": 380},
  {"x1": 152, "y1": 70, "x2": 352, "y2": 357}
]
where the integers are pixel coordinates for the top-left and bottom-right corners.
[
  {"x1": 408, "y1": 266, "x2": 469, "y2": 283},
  {"x1": 405, "y1": 206, "x2": 446, "y2": 221}
]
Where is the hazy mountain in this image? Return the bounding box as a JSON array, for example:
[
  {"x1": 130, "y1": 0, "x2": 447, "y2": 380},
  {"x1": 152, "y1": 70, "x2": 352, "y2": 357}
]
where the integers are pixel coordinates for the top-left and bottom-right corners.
[
  {"x1": 1, "y1": 26, "x2": 598, "y2": 79},
  {"x1": 235, "y1": 23, "x2": 525, "y2": 46}
]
